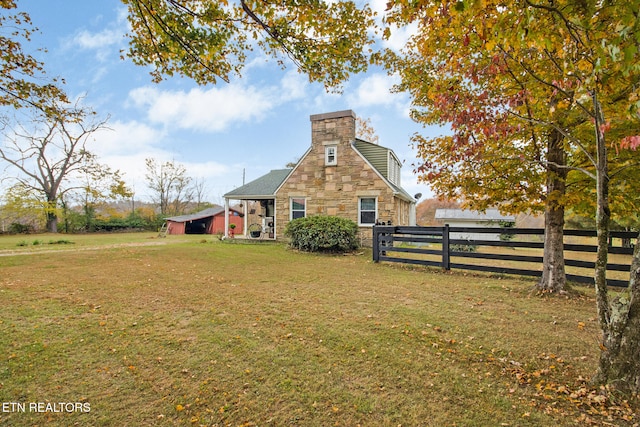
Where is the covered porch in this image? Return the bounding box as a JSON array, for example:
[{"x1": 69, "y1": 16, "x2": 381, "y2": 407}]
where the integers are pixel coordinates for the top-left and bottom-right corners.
[
  {"x1": 224, "y1": 198, "x2": 276, "y2": 240},
  {"x1": 223, "y1": 169, "x2": 292, "y2": 240}
]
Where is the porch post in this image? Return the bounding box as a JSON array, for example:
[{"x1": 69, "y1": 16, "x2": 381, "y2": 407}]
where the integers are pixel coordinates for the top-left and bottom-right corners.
[
  {"x1": 272, "y1": 199, "x2": 277, "y2": 240},
  {"x1": 243, "y1": 200, "x2": 248, "y2": 238},
  {"x1": 224, "y1": 198, "x2": 230, "y2": 238}
]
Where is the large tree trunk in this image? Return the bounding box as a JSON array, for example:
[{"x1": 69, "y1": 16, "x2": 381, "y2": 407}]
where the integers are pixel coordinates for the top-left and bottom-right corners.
[
  {"x1": 538, "y1": 128, "x2": 567, "y2": 292},
  {"x1": 46, "y1": 211, "x2": 58, "y2": 233},
  {"x1": 539, "y1": 205, "x2": 565, "y2": 292},
  {"x1": 45, "y1": 199, "x2": 58, "y2": 233},
  {"x1": 594, "y1": 238, "x2": 640, "y2": 393},
  {"x1": 592, "y1": 94, "x2": 640, "y2": 394}
]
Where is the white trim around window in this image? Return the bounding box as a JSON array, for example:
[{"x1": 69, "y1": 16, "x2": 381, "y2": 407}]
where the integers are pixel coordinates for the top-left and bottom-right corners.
[
  {"x1": 325, "y1": 145, "x2": 337, "y2": 166},
  {"x1": 358, "y1": 197, "x2": 377, "y2": 226},
  {"x1": 290, "y1": 197, "x2": 306, "y2": 220}
]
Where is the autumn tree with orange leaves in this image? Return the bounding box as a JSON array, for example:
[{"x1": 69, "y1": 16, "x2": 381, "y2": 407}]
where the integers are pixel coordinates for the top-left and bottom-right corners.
[{"x1": 385, "y1": 0, "x2": 640, "y2": 393}]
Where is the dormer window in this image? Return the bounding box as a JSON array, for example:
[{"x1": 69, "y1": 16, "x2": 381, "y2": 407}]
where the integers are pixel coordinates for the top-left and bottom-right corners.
[
  {"x1": 325, "y1": 145, "x2": 337, "y2": 166},
  {"x1": 388, "y1": 154, "x2": 401, "y2": 185}
]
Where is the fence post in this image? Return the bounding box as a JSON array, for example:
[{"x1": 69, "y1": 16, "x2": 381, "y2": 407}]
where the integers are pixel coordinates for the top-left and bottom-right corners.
[
  {"x1": 442, "y1": 224, "x2": 450, "y2": 270},
  {"x1": 372, "y1": 225, "x2": 380, "y2": 263}
]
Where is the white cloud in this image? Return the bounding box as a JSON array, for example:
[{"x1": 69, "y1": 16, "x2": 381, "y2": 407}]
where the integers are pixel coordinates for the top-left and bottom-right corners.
[
  {"x1": 184, "y1": 160, "x2": 231, "y2": 179},
  {"x1": 370, "y1": 0, "x2": 385, "y2": 16},
  {"x1": 91, "y1": 120, "x2": 165, "y2": 157},
  {"x1": 369, "y1": 0, "x2": 418, "y2": 52},
  {"x1": 383, "y1": 22, "x2": 418, "y2": 52},
  {"x1": 348, "y1": 73, "x2": 400, "y2": 108},
  {"x1": 90, "y1": 67, "x2": 109, "y2": 84},
  {"x1": 72, "y1": 27, "x2": 122, "y2": 50},
  {"x1": 128, "y1": 82, "x2": 281, "y2": 133},
  {"x1": 278, "y1": 70, "x2": 308, "y2": 102},
  {"x1": 64, "y1": 8, "x2": 128, "y2": 62},
  {"x1": 86, "y1": 120, "x2": 168, "y2": 192},
  {"x1": 129, "y1": 84, "x2": 273, "y2": 132}
]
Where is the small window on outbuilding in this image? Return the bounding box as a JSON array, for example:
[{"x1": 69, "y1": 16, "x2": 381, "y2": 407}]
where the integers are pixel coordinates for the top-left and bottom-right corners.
[{"x1": 325, "y1": 145, "x2": 337, "y2": 166}]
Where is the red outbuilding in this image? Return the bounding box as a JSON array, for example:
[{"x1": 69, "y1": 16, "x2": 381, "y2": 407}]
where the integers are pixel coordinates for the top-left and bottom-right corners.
[{"x1": 164, "y1": 206, "x2": 244, "y2": 235}]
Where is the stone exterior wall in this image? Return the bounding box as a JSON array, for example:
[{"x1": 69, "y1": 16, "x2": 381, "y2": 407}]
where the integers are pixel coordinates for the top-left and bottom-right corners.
[{"x1": 275, "y1": 110, "x2": 404, "y2": 243}]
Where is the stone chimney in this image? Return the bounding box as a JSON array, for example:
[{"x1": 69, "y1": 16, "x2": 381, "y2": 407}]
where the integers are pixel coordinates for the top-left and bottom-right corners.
[{"x1": 310, "y1": 110, "x2": 356, "y2": 146}]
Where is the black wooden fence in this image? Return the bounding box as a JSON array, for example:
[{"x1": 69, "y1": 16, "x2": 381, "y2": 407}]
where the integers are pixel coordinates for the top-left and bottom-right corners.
[{"x1": 372, "y1": 225, "x2": 637, "y2": 287}]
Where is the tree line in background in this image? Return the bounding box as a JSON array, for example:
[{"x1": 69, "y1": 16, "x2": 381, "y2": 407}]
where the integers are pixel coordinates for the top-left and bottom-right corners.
[
  {"x1": 0, "y1": 1, "x2": 215, "y2": 234},
  {"x1": 0, "y1": 155, "x2": 211, "y2": 234},
  {"x1": 1, "y1": 0, "x2": 640, "y2": 395}
]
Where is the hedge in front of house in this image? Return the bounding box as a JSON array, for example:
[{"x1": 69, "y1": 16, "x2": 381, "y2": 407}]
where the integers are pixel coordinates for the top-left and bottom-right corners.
[{"x1": 284, "y1": 215, "x2": 359, "y2": 253}]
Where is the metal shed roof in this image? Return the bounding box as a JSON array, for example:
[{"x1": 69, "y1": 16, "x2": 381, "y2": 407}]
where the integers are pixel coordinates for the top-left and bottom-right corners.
[
  {"x1": 435, "y1": 209, "x2": 515, "y2": 222},
  {"x1": 165, "y1": 206, "x2": 241, "y2": 223}
]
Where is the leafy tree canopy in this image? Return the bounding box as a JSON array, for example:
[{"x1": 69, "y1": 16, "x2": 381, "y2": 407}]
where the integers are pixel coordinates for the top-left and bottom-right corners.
[
  {"x1": 383, "y1": 0, "x2": 640, "y2": 394},
  {"x1": 0, "y1": 0, "x2": 65, "y2": 110},
  {"x1": 384, "y1": 0, "x2": 640, "y2": 222},
  {"x1": 122, "y1": 0, "x2": 377, "y2": 90}
]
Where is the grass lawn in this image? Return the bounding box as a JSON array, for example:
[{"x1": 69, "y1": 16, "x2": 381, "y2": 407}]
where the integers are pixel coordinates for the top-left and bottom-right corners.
[
  {"x1": 0, "y1": 232, "x2": 165, "y2": 253},
  {"x1": 0, "y1": 234, "x2": 637, "y2": 426}
]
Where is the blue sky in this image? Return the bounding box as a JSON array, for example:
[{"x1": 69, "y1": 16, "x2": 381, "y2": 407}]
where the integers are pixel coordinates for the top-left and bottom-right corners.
[{"x1": 14, "y1": 0, "x2": 438, "y2": 204}]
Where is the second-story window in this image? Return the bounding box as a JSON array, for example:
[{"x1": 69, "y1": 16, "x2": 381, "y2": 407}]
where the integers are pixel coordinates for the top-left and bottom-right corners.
[
  {"x1": 325, "y1": 145, "x2": 337, "y2": 166},
  {"x1": 389, "y1": 154, "x2": 401, "y2": 185}
]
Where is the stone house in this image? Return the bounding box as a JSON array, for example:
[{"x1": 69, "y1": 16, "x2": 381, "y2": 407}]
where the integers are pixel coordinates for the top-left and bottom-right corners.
[{"x1": 223, "y1": 110, "x2": 416, "y2": 243}]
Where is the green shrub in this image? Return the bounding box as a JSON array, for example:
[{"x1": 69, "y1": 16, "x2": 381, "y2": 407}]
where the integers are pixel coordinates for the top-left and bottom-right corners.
[
  {"x1": 498, "y1": 220, "x2": 516, "y2": 242},
  {"x1": 90, "y1": 214, "x2": 158, "y2": 232},
  {"x1": 48, "y1": 239, "x2": 74, "y2": 245},
  {"x1": 8, "y1": 222, "x2": 33, "y2": 234},
  {"x1": 285, "y1": 216, "x2": 360, "y2": 253}
]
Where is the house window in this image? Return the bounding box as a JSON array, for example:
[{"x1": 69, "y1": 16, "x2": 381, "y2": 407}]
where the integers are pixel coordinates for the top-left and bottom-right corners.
[
  {"x1": 291, "y1": 198, "x2": 306, "y2": 219},
  {"x1": 359, "y1": 197, "x2": 377, "y2": 225},
  {"x1": 325, "y1": 145, "x2": 337, "y2": 166},
  {"x1": 388, "y1": 155, "x2": 401, "y2": 185}
]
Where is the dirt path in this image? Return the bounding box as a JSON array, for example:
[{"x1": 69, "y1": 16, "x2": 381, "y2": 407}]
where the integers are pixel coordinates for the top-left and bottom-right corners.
[{"x1": 0, "y1": 240, "x2": 174, "y2": 257}]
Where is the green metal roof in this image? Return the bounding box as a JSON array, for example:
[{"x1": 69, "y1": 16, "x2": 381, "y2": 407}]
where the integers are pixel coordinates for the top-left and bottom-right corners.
[
  {"x1": 353, "y1": 139, "x2": 415, "y2": 202},
  {"x1": 387, "y1": 181, "x2": 415, "y2": 202},
  {"x1": 353, "y1": 139, "x2": 389, "y2": 178},
  {"x1": 224, "y1": 169, "x2": 292, "y2": 199}
]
